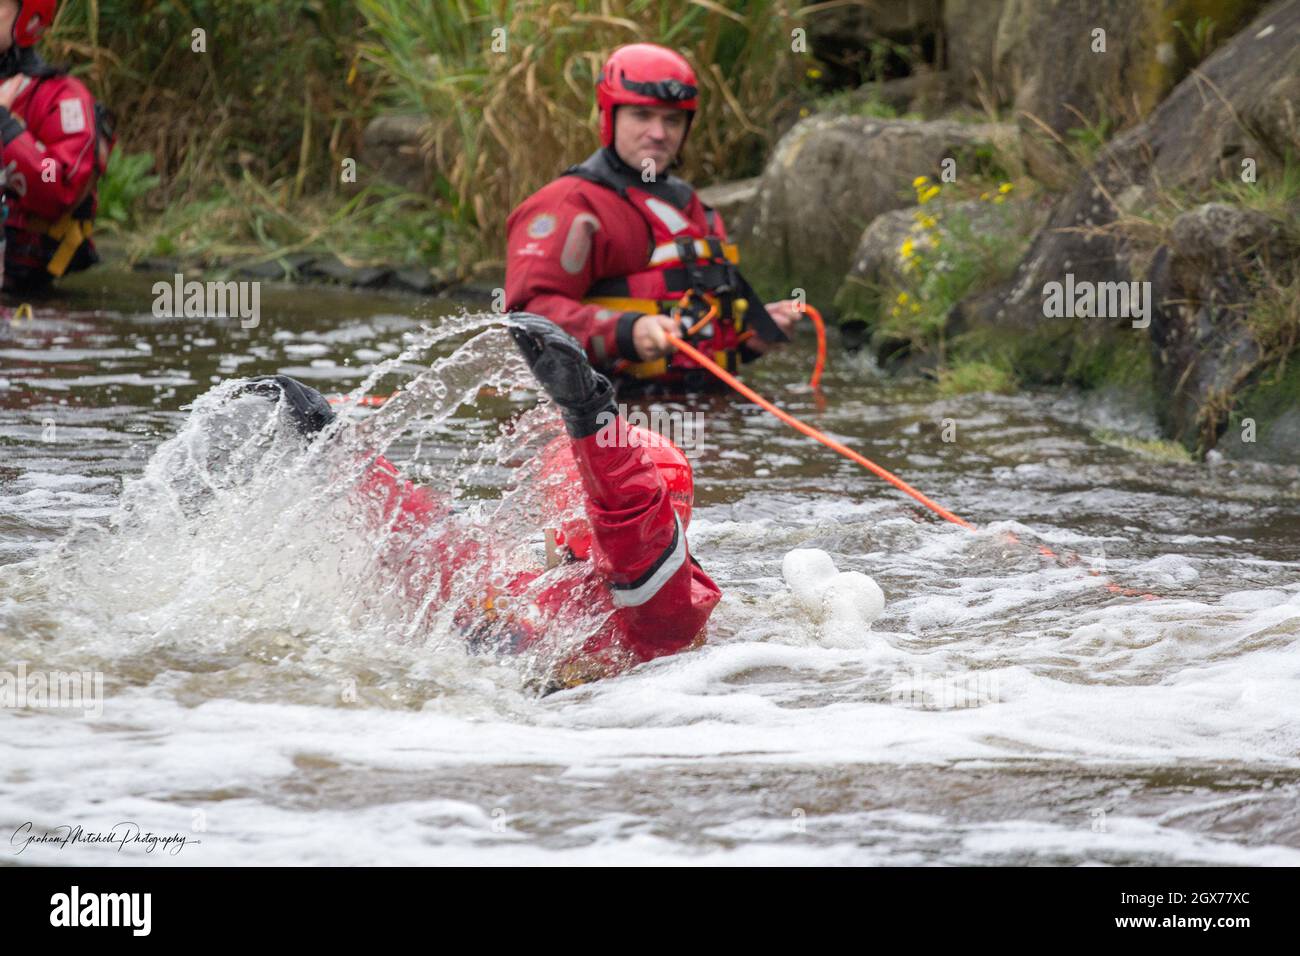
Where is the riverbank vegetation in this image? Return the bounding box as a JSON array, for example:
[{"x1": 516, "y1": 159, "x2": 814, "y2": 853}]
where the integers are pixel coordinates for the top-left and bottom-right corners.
[{"x1": 52, "y1": 0, "x2": 820, "y2": 276}]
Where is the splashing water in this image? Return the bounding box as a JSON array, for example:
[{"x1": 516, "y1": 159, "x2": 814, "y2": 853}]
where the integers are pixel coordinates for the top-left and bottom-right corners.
[{"x1": 6, "y1": 313, "x2": 611, "y2": 703}]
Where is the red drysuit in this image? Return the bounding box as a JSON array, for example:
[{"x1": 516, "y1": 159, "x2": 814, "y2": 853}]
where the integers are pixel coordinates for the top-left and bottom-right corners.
[{"x1": 358, "y1": 418, "x2": 721, "y2": 686}]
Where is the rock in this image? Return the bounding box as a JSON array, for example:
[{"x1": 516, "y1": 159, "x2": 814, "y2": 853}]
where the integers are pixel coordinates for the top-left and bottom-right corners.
[
  {"x1": 361, "y1": 114, "x2": 432, "y2": 193},
  {"x1": 939, "y1": 1, "x2": 1270, "y2": 181},
  {"x1": 955, "y1": 0, "x2": 1300, "y2": 461},
  {"x1": 1149, "y1": 203, "x2": 1291, "y2": 457},
  {"x1": 803, "y1": 0, "x2": 942, "y2": 86},
  {"x1": 735, "y1": 114, "x2": 1016, "y2": 308},
  {"x1": 391, "y1": 267, "x2": 440, "y2": 295},
  {"x1": 993, "y1": 0, "x2": 1269, "y2": 138},
  {"x1": 959, "y1": 0, "x2": 1299, "y2": 336},
  {"x1": 697, "y1": 176, "x2": 761, "y2": 232},
  {"x1": 132, "y1": 256, "x2": 182, "y2": 276},
  {"x1": 841, "y1": 196, "x2": 1037, "y2": 296},
  {"x1": 836, "y1": 195, "x2": 1044, "y2": 367},
  {"x1": 943, "y1": 0, "x2": 1006, "y2": 108},
  {"x1": 349, "y1": 266, "x2": 394, "y2": 289},
  {"x1": 235, "y1": 259, "x2": 292, "y2": 281},
  {"x1": 298, "y1": 255, "x2": 393, "y2": 287},
  {"x1": 841, "y1": 71, "x2": 955, "y2": 115}
]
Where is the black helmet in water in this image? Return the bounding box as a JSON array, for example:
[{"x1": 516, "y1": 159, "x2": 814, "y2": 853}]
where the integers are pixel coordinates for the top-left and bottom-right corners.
[{"x1": 232, "y1": 375, "x2": 336, "y2": 437}]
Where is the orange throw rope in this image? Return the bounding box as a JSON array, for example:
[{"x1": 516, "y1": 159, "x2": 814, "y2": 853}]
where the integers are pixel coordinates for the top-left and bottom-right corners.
[
  {"x1": 320, "y1": 314, "x2": 1154, "y2": 601},
  {"x1": 801, "y1": 304, "x2": 827, "y2": 390},
  {"x1": 668, "y1": 331, "x2": 974, "y2": 531},
  {"x1": 667, "y1": 330, "x2": 1158, "y2": 600},
  {"x1": 327, "y1": 392, "x2": 396, "y2": 407}
]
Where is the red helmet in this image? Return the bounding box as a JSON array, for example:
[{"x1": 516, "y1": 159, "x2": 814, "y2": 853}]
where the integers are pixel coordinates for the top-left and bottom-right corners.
[
  {"x1": 596, "y1": 43, "x2": 699, "y2": 148},
  {"x1": 14, "y1": 0, "x2": 56, "y2": 47},
  {"x1": 539, "y1": 425, "x2": 693, "y2": 560}
]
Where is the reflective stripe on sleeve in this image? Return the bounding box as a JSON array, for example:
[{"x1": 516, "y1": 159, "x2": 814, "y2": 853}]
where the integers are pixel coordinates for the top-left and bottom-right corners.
[{"x1": 609, "y1": 515, "x2": 686, "y2": 608}]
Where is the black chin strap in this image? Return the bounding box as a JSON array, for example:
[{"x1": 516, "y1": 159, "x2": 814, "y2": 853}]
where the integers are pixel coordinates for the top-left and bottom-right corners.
[{"x1": 0, "y1": 46, "x2": 65, "y2": 79}]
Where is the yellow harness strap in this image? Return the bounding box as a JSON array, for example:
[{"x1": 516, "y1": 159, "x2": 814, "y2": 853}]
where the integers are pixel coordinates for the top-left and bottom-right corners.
[{"x1": 27, "y1": 214, "x2": 93, "y2": 278}]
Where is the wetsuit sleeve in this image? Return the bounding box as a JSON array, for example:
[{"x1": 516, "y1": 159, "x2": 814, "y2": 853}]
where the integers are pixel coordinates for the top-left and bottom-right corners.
[
  {"x1": 0, "y1": 77, "x2": 100, "y2": 222},
  {"x1": 505, "y1": 183, "x2": 644, "y2": 369},
  {"x1": 568, "y1": 420, "x2": 721, "y2": 665}
]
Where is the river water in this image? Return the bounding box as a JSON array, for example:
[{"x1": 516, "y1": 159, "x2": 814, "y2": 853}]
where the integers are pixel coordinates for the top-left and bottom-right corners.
[{"x1": 2, "y1": 270, "x2": 1297, "y2": 865}]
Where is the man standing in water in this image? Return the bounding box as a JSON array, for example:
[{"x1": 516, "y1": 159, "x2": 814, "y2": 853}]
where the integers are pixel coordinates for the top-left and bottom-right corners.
[
  {"x1": 0, "y1": 0, "x2": 116, "y2": 292},
  {"x1": 505, "y1": 42, "x2": 801, "y2": 392}
]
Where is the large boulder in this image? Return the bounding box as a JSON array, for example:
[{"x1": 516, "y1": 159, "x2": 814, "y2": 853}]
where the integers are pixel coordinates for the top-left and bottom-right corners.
[
  {"x1": 697, "y1": 177, "x2": 761, "y2": 233},
  {"x1": 954, "y1": 0, "x2": 1300, "y2": 461},
  {"x1": 959, "y1": 0, "x2": 1299, "y2": 337},
  {"x1": 841, "y1": 196, "x2": 1040, "y2": 294},
  {"x1": 943, "y1": 0, "x2": 1270, "y2": 180},
  {"x1": 735, "y1": 115, "x2": 1017, "y2": 308},
  {"x1": 942, "y1": 0, "x2": 1007, "y2": 108},
  {"x1": 1150, "y1": 203, "x2": 1295, "y2": 458},
  {"x1": 835, "y1": 194, "x2": 1044, "y2": 365}
]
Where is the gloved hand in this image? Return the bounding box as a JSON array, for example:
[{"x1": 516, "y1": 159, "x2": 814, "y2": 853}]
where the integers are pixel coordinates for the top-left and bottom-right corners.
[
  {"x1": 234, "y1": 375, "x2": 336, "y2": 437},
  {"x1": 508, "y1": 312, "x2": 615, "y2": 439}
]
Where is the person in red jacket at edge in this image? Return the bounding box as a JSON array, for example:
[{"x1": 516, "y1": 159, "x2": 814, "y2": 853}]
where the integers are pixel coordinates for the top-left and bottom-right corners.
[
  {"x1": 229, "y1": 314, "x2": 721, "y2": 694},
  {"x1": 0, "y1": 0, "x2": 115, "y2": 293},
  {"x1": 505, "y1": 42, "x2": 802, "y2": 394}
]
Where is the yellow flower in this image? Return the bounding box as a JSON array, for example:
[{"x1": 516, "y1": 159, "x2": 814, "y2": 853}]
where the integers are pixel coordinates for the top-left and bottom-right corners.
[
  {"x1": 998, "y1": 182, "x2": 1014, "y2": 194},
  {"x1": 993, "y1": 195, "x2": 1006, "y2": 204},
  {"x1": 919, "y1": 214, "x2": 938, "y2": 229},
  {"x1": 912, "y1": 175, "x2": 929, "y2": 189},
  {"x1": 806, "y1": 68, "x2": 823, "y2": 79},
  {"x1": 918, "y1": 185, "x2": 941, "y2": 204},
  {"x1": 799, "y1": 107, "x2": 810, "y2": 117},
  {"x1": 910, "y1": 303, "x2": 921, "y2": 314},
  {"x1": 899, "y1": 238, "x2": 916, "y2": 258},
  {"x1": 896, "y1": 292, "x2": 910, "y2": 305},
  {"x1": 979, "y1": 191, "x2": 991, "y2": 201}
]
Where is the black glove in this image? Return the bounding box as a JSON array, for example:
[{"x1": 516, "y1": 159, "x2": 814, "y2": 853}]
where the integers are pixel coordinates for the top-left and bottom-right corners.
[
  {"x1": 508, "y1": 312, "x2": 615, "y2": 439},
  {"x1": 234, "y1": 375, "x2": 336, "y2": 437}
]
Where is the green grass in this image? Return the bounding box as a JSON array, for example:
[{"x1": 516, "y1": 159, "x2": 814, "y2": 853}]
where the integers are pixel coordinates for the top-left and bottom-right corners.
[
  {"x1": 937, "y1": 360, "x2": 1016, "y2": 396},
  {"x1": 356, "y1": 0, "x2": 809, "y2": 248},
  {"x1": 1092, "y1": 428, "x2": 1195, "y2": 462},
  {"x1": 46, "y1": 1, "x2": 820, "y2": 270},
  {"x1": 811, "y1": 89, "x2": 919, "y2": 121},
  {"x1": 1246, "y1": 268, "x2": 1300, "y2": 369},
  {"x1": 1213, "y1": 152, "x2": 1300, "y2": 221},
  {"x1": 127, "y1": 177, "x2": 459, "y2": 271},
  {"x1": 95, "y1": 151, "x2": 162, "y2": 231}
]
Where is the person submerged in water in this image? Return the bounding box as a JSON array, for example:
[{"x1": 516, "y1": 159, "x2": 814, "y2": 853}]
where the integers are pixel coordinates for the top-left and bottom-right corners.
[{"x1": 221, "y1": 314, "x2": 721, "y2": 692}]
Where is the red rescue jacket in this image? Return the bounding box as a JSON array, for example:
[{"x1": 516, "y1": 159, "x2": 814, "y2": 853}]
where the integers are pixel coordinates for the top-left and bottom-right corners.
[
  {"x1": 505, "y1": 147, "x2": 783, "y2": 387},
  {"x1": 357, "y1": 418, "x2": 721, "y2": 687},
  {"x1": 1, "y1": 55, "x2": 111, "y2": 286}
]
